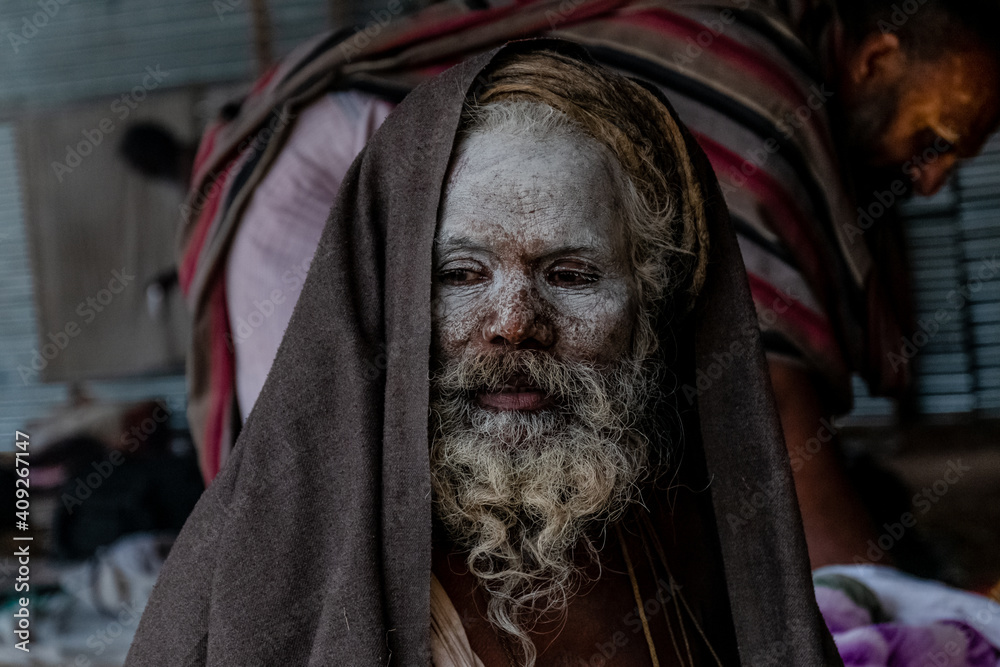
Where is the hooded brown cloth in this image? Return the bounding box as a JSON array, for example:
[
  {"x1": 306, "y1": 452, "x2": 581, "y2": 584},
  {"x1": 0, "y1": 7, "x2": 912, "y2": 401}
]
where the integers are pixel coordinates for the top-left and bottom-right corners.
[{"x1": 125, "y1": 41, "x2": 842, "y2": 666}]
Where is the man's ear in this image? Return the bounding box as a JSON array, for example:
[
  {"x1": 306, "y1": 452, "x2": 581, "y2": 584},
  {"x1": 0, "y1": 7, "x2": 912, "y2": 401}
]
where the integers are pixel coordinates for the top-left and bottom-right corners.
[{"x1": 845, "y1": 32, "x2": 905, "y2": 93}]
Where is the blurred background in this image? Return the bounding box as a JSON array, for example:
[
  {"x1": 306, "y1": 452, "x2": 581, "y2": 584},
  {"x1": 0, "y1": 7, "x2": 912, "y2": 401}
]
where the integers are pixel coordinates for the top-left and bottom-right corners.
[
  {"x1": 0, "y1": 0, "x2": 997, "y2": 664},
  {"x1": 0, "y1": 1, "x2": 435, "y2": 663}
]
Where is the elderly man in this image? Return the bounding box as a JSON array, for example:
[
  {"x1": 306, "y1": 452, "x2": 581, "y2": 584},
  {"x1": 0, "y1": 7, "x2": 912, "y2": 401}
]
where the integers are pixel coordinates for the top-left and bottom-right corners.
[
  {"x1": 177, "y1": 0, "x2": 1000, "y2": 569},
  {"x1": 126, "y1": 44, "x2": 839, "y2": 666}
]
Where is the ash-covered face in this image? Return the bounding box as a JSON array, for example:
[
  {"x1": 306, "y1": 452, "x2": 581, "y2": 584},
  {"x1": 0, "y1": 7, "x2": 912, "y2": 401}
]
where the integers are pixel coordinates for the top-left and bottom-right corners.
[
  {"x1": 432, "y1": 128, "x2": 638, "y2": 409},
  {"x1": 428, "y1": 122, "x2": 660, "y2": 659}
]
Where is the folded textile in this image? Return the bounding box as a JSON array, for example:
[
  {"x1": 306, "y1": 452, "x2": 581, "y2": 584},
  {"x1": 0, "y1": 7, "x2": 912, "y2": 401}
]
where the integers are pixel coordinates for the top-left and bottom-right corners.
[
  {"x1": 815, "y1": 566, "x2": 1000, "y2": 667},
  {"x1": 0, "y1": 533, "x2": 172, "y2": 666}
]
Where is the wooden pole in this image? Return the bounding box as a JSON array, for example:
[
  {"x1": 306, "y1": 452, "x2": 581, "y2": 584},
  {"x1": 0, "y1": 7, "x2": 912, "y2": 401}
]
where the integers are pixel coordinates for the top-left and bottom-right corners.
[{"x1": 249, "y1": 0, "x2": 274, "y2": 75}]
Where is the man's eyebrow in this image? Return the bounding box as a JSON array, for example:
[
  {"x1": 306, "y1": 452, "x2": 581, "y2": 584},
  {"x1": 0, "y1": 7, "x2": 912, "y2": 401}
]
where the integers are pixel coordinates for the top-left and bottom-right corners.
[
  {"x1": 434, "y1": 235, "x2": 492, "y2": 253},
  {"x1": 536, "y1": 245, "x2": 613, "y2": 262},
  {"x1": 929, "y1": 120, "x2": 961, "y2": 146},
  {"x1": 436, "y1": 237, "x2": 614, "y2": 259}
]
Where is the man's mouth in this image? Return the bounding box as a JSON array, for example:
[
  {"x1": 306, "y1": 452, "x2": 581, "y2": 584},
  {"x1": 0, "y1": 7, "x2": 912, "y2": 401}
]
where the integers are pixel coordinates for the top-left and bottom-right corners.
[{"x1": 475, "y1": 375, "x2": 554, "y2": 412}]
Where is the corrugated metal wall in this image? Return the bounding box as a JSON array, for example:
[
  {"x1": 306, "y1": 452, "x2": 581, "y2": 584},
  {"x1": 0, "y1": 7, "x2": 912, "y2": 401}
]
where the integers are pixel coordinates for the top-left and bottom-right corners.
[
  {"x1": 893, "y1": 133, "x2": 1000, "y2": 419},
  {"x1": 0, "y1": 123, "x2": 68, "y2": 441},
  {"x1": 0, "y1": 0, "x2": 435, "y2": 112},
  {"x1": 900, "y1": 181, "x2": 973, "y2": 414},
  {"x1": 19, "y1": 90, "x2": 196, "y2": 382},
  {"x1": 0, "y1": 0, "x2": 339, "y2": 446},
  {"x1": 957, "y1": 135, "x2": 1000, "y2": 415},
  {"x1": 0, "y1": 122, "x2": 190, "y2": 442},
  {"x1": 850, "y1": 132, "x2": 1000, "y2": 423},
  {"x1": 0, "y1": 0, "x2": 331, "y2": 110},
  {"x1": 0, "y1": 0, "x2": 433, "y2": 450}
]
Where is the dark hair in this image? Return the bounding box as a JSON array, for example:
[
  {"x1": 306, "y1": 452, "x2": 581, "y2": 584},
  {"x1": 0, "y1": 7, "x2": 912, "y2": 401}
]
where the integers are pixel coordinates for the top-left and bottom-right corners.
[
  {"x1": 119, "y1": 122, "x2": 185, "y2": 181},
  {"x1": 838, "y1": 0, "x2": 1000, "y2": 61}
]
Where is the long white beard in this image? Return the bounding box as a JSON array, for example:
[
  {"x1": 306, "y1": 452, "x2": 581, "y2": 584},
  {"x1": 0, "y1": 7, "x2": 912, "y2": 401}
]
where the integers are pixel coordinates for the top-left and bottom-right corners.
[{"x1": 429, "y1": 350, "x2": 664, "y2": 665}]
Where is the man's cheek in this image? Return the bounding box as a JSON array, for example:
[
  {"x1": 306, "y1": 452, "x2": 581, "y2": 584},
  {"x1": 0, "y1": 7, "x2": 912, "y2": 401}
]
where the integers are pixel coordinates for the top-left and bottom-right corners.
[
  {"x1": 432, "y1": 290, "x2": 467, "y2": 328},
  {"x1": 557, "y1": 300, "x2": 633, "y2": 360},
  {"x1": 432, "y1": 294, "x2": 483, "y2": 355}
]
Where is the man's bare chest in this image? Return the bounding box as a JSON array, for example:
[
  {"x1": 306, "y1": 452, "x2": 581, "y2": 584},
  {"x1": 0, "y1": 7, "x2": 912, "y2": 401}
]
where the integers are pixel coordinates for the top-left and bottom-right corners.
[{"x1": 434, "y1": 554, "x2": 687, "y2": 667}]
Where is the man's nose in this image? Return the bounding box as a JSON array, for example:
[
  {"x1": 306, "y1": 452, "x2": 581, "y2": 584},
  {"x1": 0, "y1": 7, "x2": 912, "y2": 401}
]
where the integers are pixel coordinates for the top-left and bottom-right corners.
[
  {"x1": 910, "y1": 155, "x2": 957, "y2": 197},
  {"x1": 484, "y1": 285, "x2": 554, "y2": 348}
]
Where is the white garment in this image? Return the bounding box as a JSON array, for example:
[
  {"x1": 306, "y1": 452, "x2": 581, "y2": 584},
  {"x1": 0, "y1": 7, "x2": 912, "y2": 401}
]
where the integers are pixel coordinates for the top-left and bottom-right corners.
[
  {"x1": 225, "y1": 90, "x2": 393, "y2": 420},
  {"x1": 430, "y1": 574, "x2": 486, "y2": 667},
  {"x1": 816, "y1": 564, "x2": 1000, "y2": 646}
]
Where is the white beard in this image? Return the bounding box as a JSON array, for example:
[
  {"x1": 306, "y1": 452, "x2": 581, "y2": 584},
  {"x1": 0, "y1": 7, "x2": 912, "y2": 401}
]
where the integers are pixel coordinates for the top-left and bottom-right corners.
[{"x1": 429, "y1": 350, "x2": 664, "y2": 665}]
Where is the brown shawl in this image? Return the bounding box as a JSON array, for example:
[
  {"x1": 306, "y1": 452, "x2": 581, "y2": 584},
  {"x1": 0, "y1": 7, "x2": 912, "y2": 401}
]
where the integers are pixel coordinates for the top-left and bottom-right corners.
[{"x1": 126, "y1": 41, "x2": 841, "y2": 666}]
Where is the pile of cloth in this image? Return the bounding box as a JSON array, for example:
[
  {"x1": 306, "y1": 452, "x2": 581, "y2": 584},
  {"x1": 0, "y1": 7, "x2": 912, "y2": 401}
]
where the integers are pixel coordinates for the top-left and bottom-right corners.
[
  {"x1": 815, "y1": 566, "x2": 1000, "y2": 666},
  {"x1": 0, "y1": 533, "x2": 171, "y2": 666}
]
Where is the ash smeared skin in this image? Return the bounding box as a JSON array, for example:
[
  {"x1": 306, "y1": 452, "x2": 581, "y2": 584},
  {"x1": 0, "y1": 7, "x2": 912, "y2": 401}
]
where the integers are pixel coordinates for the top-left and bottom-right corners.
[{"x1": 432, "y1": 129, "x2": 637, "y2": 370}]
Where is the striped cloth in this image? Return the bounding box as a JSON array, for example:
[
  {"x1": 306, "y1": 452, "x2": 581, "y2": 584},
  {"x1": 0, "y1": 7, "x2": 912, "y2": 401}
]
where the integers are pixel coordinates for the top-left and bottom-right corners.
[{"x1": 178, "y1": 0, "x2": 908, "y2": 483}]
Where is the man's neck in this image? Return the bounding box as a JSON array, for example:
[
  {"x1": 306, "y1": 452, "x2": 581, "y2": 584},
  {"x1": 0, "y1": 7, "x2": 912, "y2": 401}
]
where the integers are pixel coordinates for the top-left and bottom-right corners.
[{"x1": 429, "y1": 508, "x2": 726, "y2": 667}]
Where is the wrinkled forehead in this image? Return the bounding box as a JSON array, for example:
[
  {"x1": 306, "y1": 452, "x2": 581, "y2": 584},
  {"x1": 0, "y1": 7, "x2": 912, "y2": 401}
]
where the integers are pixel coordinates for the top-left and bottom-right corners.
[{"x1": 436, "y1": 128, "x2": 628, "y2": 260}]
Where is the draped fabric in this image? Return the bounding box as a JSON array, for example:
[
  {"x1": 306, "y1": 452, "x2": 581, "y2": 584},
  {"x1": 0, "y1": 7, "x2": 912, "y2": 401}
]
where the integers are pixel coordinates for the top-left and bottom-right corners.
[
  {"x1": 176, "y1": 0, "x2": 902, "y2": 483},
  {"x1": 430, "y1": 574, "x2": 486, "y2": 667},
  {"x1": 223, "y1": 90, "x2": 395, "y2": 423},
  {"x1": 127, "y1": 41, "x2": 841, "y2": 666}
]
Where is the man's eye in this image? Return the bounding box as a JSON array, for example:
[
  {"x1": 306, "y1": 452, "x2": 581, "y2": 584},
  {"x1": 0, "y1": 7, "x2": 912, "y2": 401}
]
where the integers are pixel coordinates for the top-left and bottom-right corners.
[
  {"x1": 439, "y1": 269, "x2": 484, "y2": 286},
  {"x1": 917, "y1": 128, "x2": 954, "y2": 156},
  {"x1": 548, "y1": 269, "x2": 598, "y2": 287}
]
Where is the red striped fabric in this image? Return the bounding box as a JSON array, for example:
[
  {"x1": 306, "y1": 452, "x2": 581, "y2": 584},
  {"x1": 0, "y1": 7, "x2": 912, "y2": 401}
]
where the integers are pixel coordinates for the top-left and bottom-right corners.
[{"x1": 177, "y1": 0, "x2": 897, "y2": 482}]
